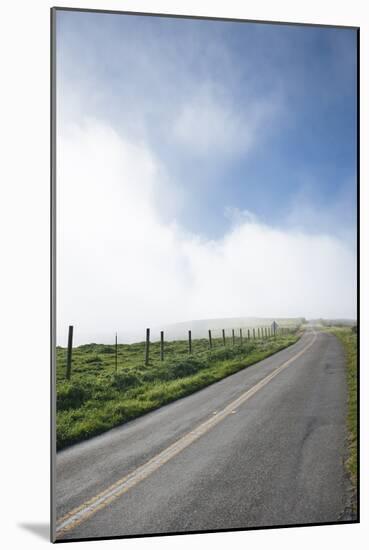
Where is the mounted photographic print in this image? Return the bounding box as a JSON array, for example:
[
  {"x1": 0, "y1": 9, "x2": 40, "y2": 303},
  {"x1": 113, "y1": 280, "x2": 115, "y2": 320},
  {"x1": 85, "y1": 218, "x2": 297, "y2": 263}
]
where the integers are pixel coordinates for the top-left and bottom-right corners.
[{"x1": 51, "y1": 7, "x2": 359, "y2": 542}]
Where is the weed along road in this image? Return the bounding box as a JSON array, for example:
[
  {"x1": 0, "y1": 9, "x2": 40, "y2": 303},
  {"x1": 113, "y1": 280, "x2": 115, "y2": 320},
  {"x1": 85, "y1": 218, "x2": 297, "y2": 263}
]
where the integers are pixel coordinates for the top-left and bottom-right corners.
[{"x1": 55, "y1": 329, "x2": 352, "y2": 540}]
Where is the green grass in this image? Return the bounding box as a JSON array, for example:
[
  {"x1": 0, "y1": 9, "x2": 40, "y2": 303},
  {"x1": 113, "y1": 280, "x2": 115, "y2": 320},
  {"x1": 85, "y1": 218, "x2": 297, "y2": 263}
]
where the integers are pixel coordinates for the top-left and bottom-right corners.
[
  {"x1": 56, "y1": 332, "x2": 300, "y2": 451},
  {"x1": 325, "y1": 327, "x2": 357, "y2": 488}
]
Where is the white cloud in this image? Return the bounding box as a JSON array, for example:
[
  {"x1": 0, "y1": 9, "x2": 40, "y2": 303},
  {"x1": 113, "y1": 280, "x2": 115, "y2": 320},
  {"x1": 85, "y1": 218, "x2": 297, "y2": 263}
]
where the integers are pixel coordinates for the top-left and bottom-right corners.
[
  {"x1": 172, "y1": 83, "x2": 280, "y2": 157},
  {"x1": 57, "y1": 120, "x2": 356, "y2": 345},
  {"x1": 224, "y1": 207, "x2": 258, "y2": 226}
]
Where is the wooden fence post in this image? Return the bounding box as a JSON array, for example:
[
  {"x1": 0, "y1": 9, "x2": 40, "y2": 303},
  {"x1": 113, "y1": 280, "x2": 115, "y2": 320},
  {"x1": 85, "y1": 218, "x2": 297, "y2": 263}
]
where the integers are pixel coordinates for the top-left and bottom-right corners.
[
  {"x1": 222, "y1": 329, "x2": 226, "y2": 346},
  {"x1": 160, "y1": 330, "x2": 164, "y2": 361},
  {"x1": 232, "y1": 329, "x2": 235, "y2": 346},
  {"x1": 115, "y1": 332, "x2": 118, "y2": 374},
  {"x1": 188, "y1": 330, "x2": 192, "y2": 354},
  {"x1": 253, "y1": 328, "x2": 255, "y2": 339},
  {"x1": 240, "y1": 328, "x2": 243, "y2": 344},
  {"x1": 257, "y1": 328, "x2": 260, "y2": 339},
  {"x1": 145, "y1": 328, "x2": 150, "y2": 366},
  {"x1": 248, "y1": 329, "x2": 250, "y2": 340},
  {"x1": 261, "y1": 327, "x2": 264, "y2": 339},
  {"x1": 66, "y1": 325, "x2": 73, "y2": 380},
  {"x1": 208, "y1": 329, "x2": 212, "y2": 349}
]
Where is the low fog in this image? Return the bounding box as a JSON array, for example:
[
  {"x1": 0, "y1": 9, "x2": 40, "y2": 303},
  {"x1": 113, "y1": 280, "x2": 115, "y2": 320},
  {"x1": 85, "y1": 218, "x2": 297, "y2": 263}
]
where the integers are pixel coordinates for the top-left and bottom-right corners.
[{"x1": 56, "y1": 120, "x2": 356, "y2": 346}]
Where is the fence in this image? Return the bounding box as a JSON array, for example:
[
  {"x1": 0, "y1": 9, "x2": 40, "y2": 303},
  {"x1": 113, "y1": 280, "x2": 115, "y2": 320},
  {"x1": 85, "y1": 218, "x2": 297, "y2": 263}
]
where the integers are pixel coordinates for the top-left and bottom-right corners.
[{"x1": 62, "y1": 322, "x2": 299, "y2": 380}]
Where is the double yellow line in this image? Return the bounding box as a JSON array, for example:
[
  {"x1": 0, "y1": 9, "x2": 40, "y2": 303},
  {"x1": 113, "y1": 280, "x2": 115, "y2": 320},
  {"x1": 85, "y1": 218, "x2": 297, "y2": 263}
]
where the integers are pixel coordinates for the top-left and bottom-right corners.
[{"x1": 56, "y1": 330, "x2": 317, "y2": 538}]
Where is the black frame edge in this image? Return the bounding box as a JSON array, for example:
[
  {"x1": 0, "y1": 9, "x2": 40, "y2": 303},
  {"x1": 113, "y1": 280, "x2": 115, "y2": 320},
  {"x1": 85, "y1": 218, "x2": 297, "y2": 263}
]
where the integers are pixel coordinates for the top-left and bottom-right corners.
[
  {"x1": 50, "y1": 6, "x2": 57, "y2": 544},
  {"x1": 51, "y1": 5, "x2": 359, "y2": 30}
]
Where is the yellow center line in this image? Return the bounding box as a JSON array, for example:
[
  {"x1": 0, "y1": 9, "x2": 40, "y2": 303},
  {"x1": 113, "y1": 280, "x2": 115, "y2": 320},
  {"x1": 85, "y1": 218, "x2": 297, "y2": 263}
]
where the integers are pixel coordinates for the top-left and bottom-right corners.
[{"x1": 56, "y1": 330, "x2": 317, "y2": 538}]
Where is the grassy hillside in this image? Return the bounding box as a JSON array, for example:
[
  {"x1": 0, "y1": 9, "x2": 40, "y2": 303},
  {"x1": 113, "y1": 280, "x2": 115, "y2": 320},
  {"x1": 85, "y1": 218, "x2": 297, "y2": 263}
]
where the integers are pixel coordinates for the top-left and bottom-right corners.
[
  {"x1": 153, "y1": 317, "x2": 304, "y2": 341},
  {"x1": 56, "y1": 330, "x2": 300, "y2": 450},
  {"x1": 326, "y1": 327, "x2": 357, "y2": 490}
]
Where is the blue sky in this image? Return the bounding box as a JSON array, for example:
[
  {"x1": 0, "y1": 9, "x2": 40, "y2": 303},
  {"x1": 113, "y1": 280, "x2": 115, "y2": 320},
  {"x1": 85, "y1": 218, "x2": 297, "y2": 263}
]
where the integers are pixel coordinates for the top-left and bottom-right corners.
[
  {"x1": 56, "y1": 10, "x2": 357, "y2": 343},
  {"x1": 57, "y1": 11, "x2": 356, "y2": 242}
]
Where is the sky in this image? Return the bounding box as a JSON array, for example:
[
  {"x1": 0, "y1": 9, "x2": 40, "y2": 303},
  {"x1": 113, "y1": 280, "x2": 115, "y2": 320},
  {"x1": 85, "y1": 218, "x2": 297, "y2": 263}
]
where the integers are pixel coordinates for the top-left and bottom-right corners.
[{"x1": 55, "y1": 10, "x2": 357, "y2": 345}]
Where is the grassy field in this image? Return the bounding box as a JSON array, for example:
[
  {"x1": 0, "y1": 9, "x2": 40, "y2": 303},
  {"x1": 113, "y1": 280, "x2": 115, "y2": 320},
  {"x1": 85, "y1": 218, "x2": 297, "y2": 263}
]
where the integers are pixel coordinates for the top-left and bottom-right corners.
[
  {"x1": 326, "y1": 327, "x2": 357, "y2": 490},
  {"x1": 56, "y1": 331, "x2": 300, "y2": 450}
]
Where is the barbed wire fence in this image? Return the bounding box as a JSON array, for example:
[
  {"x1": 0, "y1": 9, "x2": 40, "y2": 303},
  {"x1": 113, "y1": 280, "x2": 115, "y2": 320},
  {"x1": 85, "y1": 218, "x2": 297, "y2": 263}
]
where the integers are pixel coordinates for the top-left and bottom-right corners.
[{"x1": 62, "y1": 322, "x2": 301, "y2": 380}]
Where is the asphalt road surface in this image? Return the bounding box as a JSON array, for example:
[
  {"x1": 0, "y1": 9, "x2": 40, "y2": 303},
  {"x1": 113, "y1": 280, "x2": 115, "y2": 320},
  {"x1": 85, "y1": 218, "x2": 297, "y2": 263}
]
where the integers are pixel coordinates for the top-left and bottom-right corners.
[{"x1": 55, "y1": 329, "x2": 354, "y2": 541}]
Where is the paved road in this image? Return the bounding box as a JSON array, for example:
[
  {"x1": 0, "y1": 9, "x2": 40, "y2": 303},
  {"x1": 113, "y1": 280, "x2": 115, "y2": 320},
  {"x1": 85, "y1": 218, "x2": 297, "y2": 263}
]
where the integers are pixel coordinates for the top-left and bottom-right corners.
[{"x1": 55, "y1": 329, "x2": 353, "y2": 541}]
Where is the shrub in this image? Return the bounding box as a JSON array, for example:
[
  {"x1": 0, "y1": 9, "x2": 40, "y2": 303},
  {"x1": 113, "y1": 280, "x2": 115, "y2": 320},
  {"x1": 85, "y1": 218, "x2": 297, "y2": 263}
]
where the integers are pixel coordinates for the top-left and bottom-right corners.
[
  {"x1": 209, "y1": 344, "x2": 253, "y2": 362},
  {"x1": 85, "y1": 355, "x2": 103, "y2": 364},
  {"x1": 100, "y1": 346, "x2": 116, "y2": 354},
  {"x1": 57, "y1": 382, "x2": 91, "y2": 411},
  {"x1": 78, "y1": 343, "x2": 98, "y2": 352},
  {"x1": 166, "y1": 356, "x2": 205, "y2": 378},
  {"x1": 111, "y1": 371, "x2": 142, "y2": 390}
]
